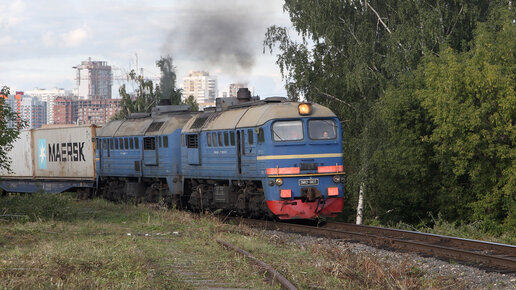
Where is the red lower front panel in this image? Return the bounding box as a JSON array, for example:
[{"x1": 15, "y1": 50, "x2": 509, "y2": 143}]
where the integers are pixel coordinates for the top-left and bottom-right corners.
[{"x1": 267, "y1": 197, "x2": 344, "y2": 219}]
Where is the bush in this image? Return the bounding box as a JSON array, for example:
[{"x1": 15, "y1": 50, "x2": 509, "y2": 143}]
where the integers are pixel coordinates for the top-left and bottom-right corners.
[{"x1": 0, "y1": 192, "x2": 78, "y2": 222}]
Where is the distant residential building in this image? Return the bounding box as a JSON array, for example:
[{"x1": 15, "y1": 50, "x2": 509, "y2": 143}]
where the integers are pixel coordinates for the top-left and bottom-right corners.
[
  {"x1": 74, "y1": 58, "x2": 112, "y2": 100},
  {"x1": 53, "y1": 97, "x2": 120, "y2": 126},
  {"x1": 25, "y1": 87, "x2": 72, "y2": 124},
  {"x1": 181, "y1": 71, "x2": 217, "y2": 108},
  {"x1": 1, "y1": 93, "x2": 22, "y2": 128},
  {"x1": 53, "y1": 97, "x2": 78, "y2": 125},
  {"x1": 20, "y1": 96, "x2": 47, "y2": 128},
  {"x1": 229, "y1": 83, "x2": 247, "y2": 98},
  {"x1": 76, "y1": 99, "x2": 120, "y2": 125}
]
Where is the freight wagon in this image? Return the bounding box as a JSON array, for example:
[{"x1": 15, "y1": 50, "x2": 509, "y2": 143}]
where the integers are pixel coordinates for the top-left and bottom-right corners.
[{"x1": 0, "y1": 125, "x2": 96, "y2": 194}]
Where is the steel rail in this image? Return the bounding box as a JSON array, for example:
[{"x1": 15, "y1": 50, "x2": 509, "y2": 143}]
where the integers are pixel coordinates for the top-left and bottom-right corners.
[
  {"x1": 216, "y1": 239, "x2": 298, "y2": 290},
  {"x1": 227, "y1": 217, "x2": 516, "y2": 273},
  {"x1": 324, "y1": 222, "x2": 516, "y2": 256}
]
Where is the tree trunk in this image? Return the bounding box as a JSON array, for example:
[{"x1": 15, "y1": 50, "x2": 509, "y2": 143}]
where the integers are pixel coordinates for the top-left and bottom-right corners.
[{"x1": 356, "y1": 183, "x2": 365, "y2": 224}]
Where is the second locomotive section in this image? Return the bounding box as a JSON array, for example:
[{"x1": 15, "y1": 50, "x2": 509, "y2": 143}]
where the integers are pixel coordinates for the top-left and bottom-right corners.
[{"x1": 181, "y1": 97, "x2": 345, "y2": 219}]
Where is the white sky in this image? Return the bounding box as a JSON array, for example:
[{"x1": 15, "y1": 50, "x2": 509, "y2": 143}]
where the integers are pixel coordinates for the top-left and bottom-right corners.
[{"x1": 0, "y1": 0, "x2": 294, "y2": 98}]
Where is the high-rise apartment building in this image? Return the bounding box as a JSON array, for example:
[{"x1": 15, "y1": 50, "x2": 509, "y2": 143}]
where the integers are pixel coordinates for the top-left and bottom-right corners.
[
  {"x1": 20, "y1": 96, "x2": 47, "y2": 128},
  {"x1": 1, "y1": 93, "x2": 22, "y2": 128},
  {"x1": 25, "y1": 88, "x2": 72, "y2": 124},
  {"x1": 181, "y1": 71, "x2": 217, "y2": 108},
  {"x1": 74, "y1": 58, "x2": 112, "y2": 100}
]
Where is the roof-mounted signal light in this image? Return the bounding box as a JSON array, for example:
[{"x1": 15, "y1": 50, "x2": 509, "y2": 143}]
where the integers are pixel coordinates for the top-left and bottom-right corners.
[{"x1": 298, "y1": 103, "x2": 312, "y2": 115}]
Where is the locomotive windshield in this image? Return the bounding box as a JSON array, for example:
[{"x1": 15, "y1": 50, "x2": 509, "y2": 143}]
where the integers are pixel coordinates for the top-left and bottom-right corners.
[
  {"x1": 308, "y1": 119, "x2": 337, "y2": 140},
  {"x1": 272, "y1": 120, "x2": 303, "y2": 141}
]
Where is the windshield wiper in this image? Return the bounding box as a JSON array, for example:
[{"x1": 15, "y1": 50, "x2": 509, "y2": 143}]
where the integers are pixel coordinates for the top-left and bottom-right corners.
[{"x1": 272, "y1": 128, "x2": 284, "y2": 141}]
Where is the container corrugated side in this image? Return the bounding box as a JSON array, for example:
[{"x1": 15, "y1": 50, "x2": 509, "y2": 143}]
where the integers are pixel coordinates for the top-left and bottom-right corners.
[
  {"x1": 0, "y1": 130, "x2": 33, "y2": 178},
  {"x1": 32, "y1": 125, "x2": 96, "y2": 180}
]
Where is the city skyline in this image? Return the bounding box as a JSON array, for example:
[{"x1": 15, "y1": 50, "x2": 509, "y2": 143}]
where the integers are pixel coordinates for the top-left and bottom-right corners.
[{"x1": 0, "y1": 0, "x2": 293, "y2": 99}]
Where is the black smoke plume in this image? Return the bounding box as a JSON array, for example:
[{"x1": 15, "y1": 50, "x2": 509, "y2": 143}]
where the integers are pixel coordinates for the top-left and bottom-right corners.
[{"x1": 162, "y1": 1, "x2": 263, "y2": 74}]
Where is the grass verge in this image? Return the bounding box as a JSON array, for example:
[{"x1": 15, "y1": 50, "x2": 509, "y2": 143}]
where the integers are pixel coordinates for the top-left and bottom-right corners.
[{"x1": 1, "y1": 193, "x2": 473, "y2": 289}]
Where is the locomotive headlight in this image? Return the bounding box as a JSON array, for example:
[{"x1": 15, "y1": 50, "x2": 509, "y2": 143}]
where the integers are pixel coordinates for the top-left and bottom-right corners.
[
  {"x1": 298, "y1": 103, "x2": 312, "y2": 115},
  {"x1": 275, "y1": 178, "x2": 283, "y2": 186},
  {"x1": 332, "y1": 175, "x2": 341, "y2": 183}
]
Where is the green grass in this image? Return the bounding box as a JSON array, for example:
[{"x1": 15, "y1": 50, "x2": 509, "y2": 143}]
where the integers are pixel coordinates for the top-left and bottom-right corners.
[{"x1": 0, "y1": 193, "x2": 473, "y2": 289}]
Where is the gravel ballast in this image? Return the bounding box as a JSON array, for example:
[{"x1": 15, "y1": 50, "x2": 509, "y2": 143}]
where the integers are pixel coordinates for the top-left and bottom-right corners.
[{"x1": 260, "y1": 229, "x2": 516, "y2": 289}]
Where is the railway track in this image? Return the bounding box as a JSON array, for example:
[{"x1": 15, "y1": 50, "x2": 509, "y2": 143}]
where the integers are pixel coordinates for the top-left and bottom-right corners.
[{"x1": 226, "y1": 217, "x2": 516, "y2": 273}]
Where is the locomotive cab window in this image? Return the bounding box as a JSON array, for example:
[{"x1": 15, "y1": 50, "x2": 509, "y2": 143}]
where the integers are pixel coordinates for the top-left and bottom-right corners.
[
  {"x1": 130, "y1": 138, "x2": 134, "y2": 149},
  {"x1": 207, "y1": 133, "x2": 212, "y2": 147},
  {"x1": 272, "y1": 120, "x2": 303, "y2": 141},
  {"x1": 134, "y1": 137, "x2": 139, "y2": 149},
  {"x1": 308, "y1": 119, "x2": 337, "y2": 140},
  {"x1": 163, "y1": 136, "x2": 168, "y2": 148}
]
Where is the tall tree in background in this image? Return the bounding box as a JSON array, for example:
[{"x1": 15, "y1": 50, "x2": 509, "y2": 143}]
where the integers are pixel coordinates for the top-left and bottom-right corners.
[
  {"x1": 113, "y1": 70, "x2": 160, "y2": 120},
  {"x1": 156, "y1": 56, "x2": 182, "y2": 105},
  {"x1": 183, "y1": 95, "x2": 199, "y2": 112},
  {"x1": 419, "y1": 7, "x2": 515, "y2": 228},
  {"x1": 265, "y1": 0, "x2": 496, "y2": 224},
  {"x1": 378, "y1": 4, "x2": 515, "y2": 231},
  {"x1": 0, "y1": 86, "x2": 25, "y2": 173},
  {"x1": 114, "y1": 56, "x2": 190, "y2": 120}
]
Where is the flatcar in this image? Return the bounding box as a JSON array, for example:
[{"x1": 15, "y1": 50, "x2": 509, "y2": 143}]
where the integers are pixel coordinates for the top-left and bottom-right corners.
[{"x1": 0, "y1": 125, "x2": 96, "y2": 195}]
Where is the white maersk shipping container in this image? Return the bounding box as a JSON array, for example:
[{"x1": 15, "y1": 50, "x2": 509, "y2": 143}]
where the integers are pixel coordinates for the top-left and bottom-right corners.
[
  {"x1": 32, "y1": 125, "x2": 96, "y2": 179},
  {"x1": 0, "y1": 131, "x2": 33, "y2": 178},
  {"x1": 0, "y1": 125, "x2": 96, "y2": 193}
]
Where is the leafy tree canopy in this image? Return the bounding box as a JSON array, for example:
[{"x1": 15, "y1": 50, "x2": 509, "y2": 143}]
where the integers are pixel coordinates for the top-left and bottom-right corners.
[
  {"x1": 0, "y1": 86, "x2": 25, "y2": 173},
  {"x1": 113, "y1": 70, "x2": 160, "y2": 120},
  {"x1": 183, "y1": 95, "x2": 199, "y2": 112},
  {"x1": 375, "y1": 4, "x2": 515, "y2": 230},
  {"x1": 156, "y1": 55, "x2": 182, "y2": 105},
  {"x1": 113, "y1": 56, "x2": 198, "y2": 120}
]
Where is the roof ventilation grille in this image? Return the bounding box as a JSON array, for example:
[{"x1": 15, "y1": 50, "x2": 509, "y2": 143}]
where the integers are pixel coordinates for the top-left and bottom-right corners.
[
  {"x1": 146, "y1": 121, "x2": 164, "y2": 133},
  {"x1": 191, "y1": 114, "x2": 212, "y2": 129}
]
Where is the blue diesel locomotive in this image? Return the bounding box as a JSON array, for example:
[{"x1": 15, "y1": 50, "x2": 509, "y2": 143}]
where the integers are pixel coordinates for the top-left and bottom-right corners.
[{"x1": 95, "y1": 89, "x2": 345, "y2": 219}]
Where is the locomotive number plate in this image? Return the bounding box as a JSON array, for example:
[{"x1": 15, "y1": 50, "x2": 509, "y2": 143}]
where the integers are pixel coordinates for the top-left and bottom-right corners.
[{"x1": 299, "y1": 178, "x2": 319, "y2": 186}]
